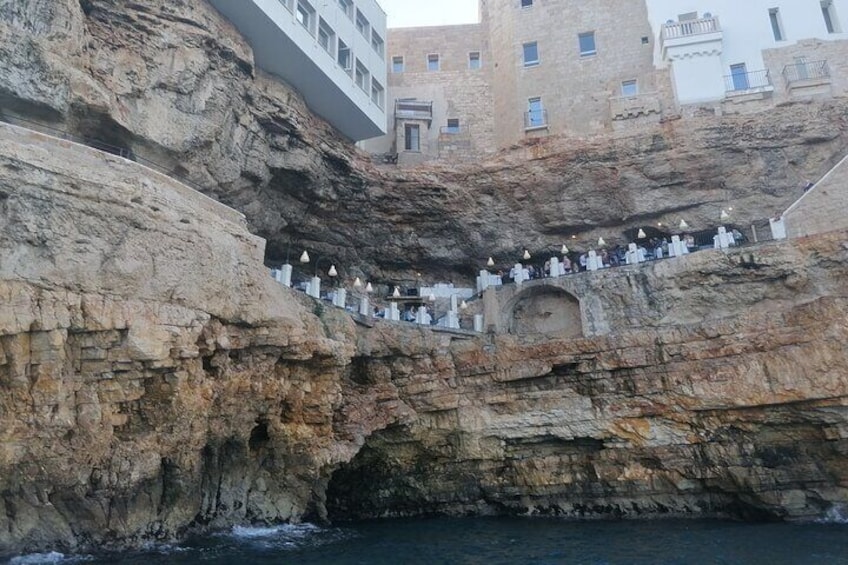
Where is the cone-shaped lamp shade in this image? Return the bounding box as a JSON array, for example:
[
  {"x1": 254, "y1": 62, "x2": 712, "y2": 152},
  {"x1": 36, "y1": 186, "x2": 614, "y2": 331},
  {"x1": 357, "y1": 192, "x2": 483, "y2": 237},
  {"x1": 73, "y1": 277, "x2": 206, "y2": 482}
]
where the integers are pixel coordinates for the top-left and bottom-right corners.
[
  {"x1": 392, "y1": 286, "x2": 401, "y2": 298},
  {"x1": 637, "y1": 229, "x2": 646, "y2": 239},
  {"x1": 460, "y1": 300, "x2": 468, "y2": 310},
  {"x1": 353, "y1": 277, "x2": 362, "y2": 289},
  {"x1": 598, "y1": 237, "x2": 606, "y2": 247},
  {"x1": 365, "y1": 282, "x2": 373, "y2": 293},
  {"x1": 428, "y1": 293, "x2": 436, "y2": 302},
  {"x1": 720, "y1": 209, "x2": 730, "y2": 220},
  {"x1": 299, "y1": 250, "x2": 310, "y2": 263},
  {"x1": 522, "y1": 249, "x2": 531, "y2": 260},
  {"x1": 679, "y1": 219, "x2": 689, "y2": 229},
  {"x1": 487, "y1": 257, "x2": 495, "y2": 267},
  {"x1": 561, "y1": 244, "x2": 569, "y2": 254},
  {"x1": 328, "y1": 265, "x2": 337, "y2": 277}
]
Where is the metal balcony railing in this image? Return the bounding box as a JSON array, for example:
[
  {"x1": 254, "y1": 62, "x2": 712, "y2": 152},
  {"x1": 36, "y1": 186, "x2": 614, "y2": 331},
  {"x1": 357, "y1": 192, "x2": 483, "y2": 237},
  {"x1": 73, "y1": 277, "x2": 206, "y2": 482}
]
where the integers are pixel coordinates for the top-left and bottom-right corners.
[
  {"x1": 524, "y1": 109, "x2": 548, "y2": 129},
  {"x1": 394, "y1": 99, "x2": 433, "y2": 121},
  {"x1": 782, "y1": 60, "x2": 830, "y2": 84},
  {"x1": 661, "y1": 16, "x2": 721, "y2": 44},
  {"x1": 724, "y1": 69, "x2": 772, "y2": 93}
]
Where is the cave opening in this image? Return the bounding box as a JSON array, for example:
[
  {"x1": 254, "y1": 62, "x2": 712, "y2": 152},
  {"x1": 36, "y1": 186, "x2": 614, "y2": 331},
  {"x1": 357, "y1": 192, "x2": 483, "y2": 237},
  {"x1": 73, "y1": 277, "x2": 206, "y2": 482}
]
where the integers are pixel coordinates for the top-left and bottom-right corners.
[{"x1": 248, "y1": 420, "x2": 270, "y2": 451}]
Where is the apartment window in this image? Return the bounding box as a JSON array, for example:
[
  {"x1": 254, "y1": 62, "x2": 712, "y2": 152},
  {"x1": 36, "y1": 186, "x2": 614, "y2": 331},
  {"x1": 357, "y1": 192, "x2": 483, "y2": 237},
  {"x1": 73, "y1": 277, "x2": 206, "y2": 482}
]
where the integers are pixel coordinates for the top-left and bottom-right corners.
[
  {"x1": 318, "y1": 19, "x2": 335, "y2": 55},
  {"x1": 521, "y1": 0, "x2": 533, "y2": 7},
  {"x1": 522, "y1": 41, "x2": 539, "y2": 66},
  {"x1": 427, "y1": 53, "x2": 440, "y2": 71},
  {"x1": 392, "y1": 56, "x2": 404, "y2": 73},
  {"x1": 578, "y1": 32, "x2": 596, "y2": 56},
  {"x1": 356, "y1": 9, "x2": 370, "y2": 39},
  {"x1": 279, "y1": 0, "x2": 293, "y2": 13},
  {"x1": 296, "y1": 0, "x2": 315, "y2": 35},
  {"x1": 355, "y1": 59, "x2": 369, "y2": 92},
  {"x1": 469, "y1": 51, "x2": 481, "y2": 70},
  {"x1": 769, "y1": 8, "x2": 785, "y2": 41},
  {"x1": 338, "y1": 0, "x2": 353, "y2": 19},
  {"x1": 337, "y1": 39, "x2": 351, "y2": 72},
  {"x1": 371, "y1": 31, "x2": 385, "y2": 58},
  {"x1": 404, "y1": 124, "x2": 420, "y2": 151},
  {"x1": 621, "y1": 80, "x2": 638, "y2": 96},
  {"x1": 730, "y1": 63, "x2": 749, "y2": 91},
  {"x1": 822, "y1": 1, "x2": 842, "y2": 33},
  {"x1": 445, "y1": 118, "x2": 460, "y2": 133},
  {"x1": 527, "y1": 97, "x2": 545, "y2": 128},
  {"x1": 371, "y1": 79, "x2": 385, "y2": 109}
]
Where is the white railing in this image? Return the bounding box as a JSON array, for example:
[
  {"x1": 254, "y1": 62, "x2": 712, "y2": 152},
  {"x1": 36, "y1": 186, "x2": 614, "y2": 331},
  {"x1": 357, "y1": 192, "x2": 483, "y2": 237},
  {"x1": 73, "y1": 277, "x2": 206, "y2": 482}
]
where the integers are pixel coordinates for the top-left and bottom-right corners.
[{"x1": 661, "y1": 16, "x2": 721, "y2": 43}]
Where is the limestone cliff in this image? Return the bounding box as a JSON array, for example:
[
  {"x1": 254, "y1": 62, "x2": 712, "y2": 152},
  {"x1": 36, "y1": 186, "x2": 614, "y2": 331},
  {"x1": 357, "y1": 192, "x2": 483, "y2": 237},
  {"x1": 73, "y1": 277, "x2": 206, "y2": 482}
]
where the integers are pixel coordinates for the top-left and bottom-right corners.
[
  {"x1": 2, "y1": 122, "x2": 848, "y2": 558},
  {"x1": 1, "y1": 0, "x2": 848, "y2": 283}
]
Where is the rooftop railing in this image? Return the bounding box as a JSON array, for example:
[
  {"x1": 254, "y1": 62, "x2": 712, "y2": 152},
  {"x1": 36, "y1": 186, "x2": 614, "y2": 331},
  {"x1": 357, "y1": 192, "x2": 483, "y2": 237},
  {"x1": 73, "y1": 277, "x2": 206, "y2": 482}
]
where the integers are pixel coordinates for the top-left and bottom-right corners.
[
  {"x1": 782, "y1": 60, "x2": 830, "y2": 85},
  {"x1": 661, "y1": 16, "x2": 721, "y2": 48}
]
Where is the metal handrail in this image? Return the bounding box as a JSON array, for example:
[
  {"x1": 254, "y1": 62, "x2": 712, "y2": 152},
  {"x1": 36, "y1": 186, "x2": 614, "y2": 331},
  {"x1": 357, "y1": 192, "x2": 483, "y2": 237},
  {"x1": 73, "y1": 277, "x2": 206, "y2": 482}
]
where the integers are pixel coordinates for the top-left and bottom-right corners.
[
  {"x1": 724, "y1": 69, "x2": 772, "y2": 92},
  {"x1": 782, "y1": 60, "x2": 830, "y2": 84},
  {"x1": 524, "y1": 109, "x2": 548, "y2": 129},
  {"x1": 0, "y1": 110, "x2": 209, "y2": 195}
]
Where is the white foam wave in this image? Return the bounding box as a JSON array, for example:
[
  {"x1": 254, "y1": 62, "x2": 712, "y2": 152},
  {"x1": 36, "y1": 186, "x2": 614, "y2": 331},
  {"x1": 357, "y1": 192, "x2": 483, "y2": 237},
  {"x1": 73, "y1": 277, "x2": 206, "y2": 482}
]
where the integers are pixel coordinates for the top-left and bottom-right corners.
[
  {"x1": 8, "y1": 552, "x2": 67, "y2": 565},
  {"x1": 230, "y1": 523, "x2": 320, "y2": 540},
  {"x1": 818, "y1": 506, "x2": 848, "y2": 524}
]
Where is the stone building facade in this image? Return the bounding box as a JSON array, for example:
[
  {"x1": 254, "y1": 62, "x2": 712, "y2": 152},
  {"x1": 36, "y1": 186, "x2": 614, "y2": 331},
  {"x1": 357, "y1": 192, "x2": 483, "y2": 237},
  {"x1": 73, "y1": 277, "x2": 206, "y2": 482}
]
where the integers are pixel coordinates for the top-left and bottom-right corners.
[
  {"x1": 362, "y1": 0, "x2": 848, "y2": 162},
  {"x1": 361, "y1": 24, "x2": 496, "y2": 165}
]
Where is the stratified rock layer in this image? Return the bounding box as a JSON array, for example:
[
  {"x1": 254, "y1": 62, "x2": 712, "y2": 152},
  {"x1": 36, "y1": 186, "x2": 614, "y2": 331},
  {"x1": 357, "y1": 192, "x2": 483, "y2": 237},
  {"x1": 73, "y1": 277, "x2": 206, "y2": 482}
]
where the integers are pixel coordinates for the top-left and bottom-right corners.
[
  {"x1": 2, "y1": 122, "x2": 848, "y2": 557},
  {"x1": 1, "y1": 0, "x2": 848, "y2": 281}
]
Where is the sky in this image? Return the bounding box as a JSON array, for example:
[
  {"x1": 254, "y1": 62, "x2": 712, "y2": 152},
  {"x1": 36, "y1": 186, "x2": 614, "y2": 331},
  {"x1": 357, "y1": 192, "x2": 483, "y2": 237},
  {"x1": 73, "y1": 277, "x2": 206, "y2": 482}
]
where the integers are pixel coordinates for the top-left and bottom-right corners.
[{"x1": 378, "y1": 0, "x2": 479, "y2": 28}]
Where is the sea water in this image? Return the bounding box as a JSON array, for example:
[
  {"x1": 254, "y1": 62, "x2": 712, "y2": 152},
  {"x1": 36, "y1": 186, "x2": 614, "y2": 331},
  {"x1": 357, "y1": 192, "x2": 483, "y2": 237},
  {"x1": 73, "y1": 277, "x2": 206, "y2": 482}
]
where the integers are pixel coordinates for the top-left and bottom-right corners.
[{"x1": 7, "y1": 515, "x2": 848, "y2": 565}]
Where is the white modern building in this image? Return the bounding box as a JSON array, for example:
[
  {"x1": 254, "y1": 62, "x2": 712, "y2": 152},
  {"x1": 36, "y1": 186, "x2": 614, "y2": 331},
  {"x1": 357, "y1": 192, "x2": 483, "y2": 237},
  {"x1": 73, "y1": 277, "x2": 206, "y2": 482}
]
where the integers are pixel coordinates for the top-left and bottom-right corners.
[
  {"x1": 646, "y1": 0, "x2": 848, "y2": 104},
  {"x1": 208, "y1": 0, "x2": 388, "y2": 141}
]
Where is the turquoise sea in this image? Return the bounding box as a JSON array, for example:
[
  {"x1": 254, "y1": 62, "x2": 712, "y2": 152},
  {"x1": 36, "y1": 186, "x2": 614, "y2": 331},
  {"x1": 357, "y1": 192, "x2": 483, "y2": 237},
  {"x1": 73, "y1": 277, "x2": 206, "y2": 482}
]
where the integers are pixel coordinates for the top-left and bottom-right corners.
[{"x1": 7, "y1": 513, "x2": 848, "y2": 565}]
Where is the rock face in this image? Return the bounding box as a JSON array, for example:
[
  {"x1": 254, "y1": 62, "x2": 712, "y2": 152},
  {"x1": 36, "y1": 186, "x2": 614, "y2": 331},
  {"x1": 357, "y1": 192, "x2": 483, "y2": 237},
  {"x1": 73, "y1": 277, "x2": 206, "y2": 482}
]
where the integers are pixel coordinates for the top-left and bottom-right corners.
[
  {"x1": 1, "y1": 0, "x2": 848, "y2": 282},
  {"x1": 325, "y1": 231, "x2": 848, "y2": 522},
  {"x1": 2, "y1": 121, "x2": 848, "y2": 557},
  {"x1": 2, "y1": 0, "x2": 848, "y2": 558}
]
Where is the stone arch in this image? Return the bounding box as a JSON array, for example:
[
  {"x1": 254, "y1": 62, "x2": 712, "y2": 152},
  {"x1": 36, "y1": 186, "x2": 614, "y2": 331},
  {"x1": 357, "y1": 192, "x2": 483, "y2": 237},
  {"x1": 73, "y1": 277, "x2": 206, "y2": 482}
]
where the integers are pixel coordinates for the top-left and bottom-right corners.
[{"x1": 504, "y1": 285, "x2": 582, "y2": 337}]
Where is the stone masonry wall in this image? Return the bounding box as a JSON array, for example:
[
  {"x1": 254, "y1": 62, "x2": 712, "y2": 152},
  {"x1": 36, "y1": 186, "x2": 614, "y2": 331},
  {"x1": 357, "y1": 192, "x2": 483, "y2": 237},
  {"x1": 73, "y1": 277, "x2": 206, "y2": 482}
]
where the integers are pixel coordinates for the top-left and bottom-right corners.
[
  {"x1": 784, "y1": 152, "x2": 848, "y2": 238},
  {"x1": 763, "y1": 38, "x2": 848, "y2": 103},
  {"x1": 360, "y1": 24, "x2": 495, "y2": 163},
  {"x1": 484, "y1": 0, "x2": 668, "y2": 146}
]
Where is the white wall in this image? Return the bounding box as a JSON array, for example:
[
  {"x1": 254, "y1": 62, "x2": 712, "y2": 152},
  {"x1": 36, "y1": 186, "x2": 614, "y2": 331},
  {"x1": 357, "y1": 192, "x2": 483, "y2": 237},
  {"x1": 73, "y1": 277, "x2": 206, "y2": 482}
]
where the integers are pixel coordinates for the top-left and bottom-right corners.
[
  {"x1": 647, "y1": 0, "x2": 848, "y2": 73},
  {"x1": 211, "y1": 0, "x2": 388, "y2": 140}
]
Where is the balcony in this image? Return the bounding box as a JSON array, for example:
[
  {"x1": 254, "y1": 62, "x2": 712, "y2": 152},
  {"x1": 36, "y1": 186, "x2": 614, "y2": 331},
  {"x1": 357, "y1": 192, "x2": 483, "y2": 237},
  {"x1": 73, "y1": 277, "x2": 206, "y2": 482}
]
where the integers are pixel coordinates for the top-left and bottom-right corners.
[
  {"x1": 661, "y1": 16, "x2": 722, "y2": 61},
  {"x1": 782, "y1": 60, "x2": 831, "y2": 85},
  {"x1": 662, "y1": 16, "x2": 721, "y2": 42},
  {"x1": 609, "y1": 92, "x2": 661, "y2": 120},
  {"x1": 524, "y1": 109, "x2": 548, "y2": 130},
  {"x1": 724, "y1": 69, "x2": 773, "y2": 95},
  {"x1": 394, "y1": 99, "x2": 433, "y2": 122}
]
